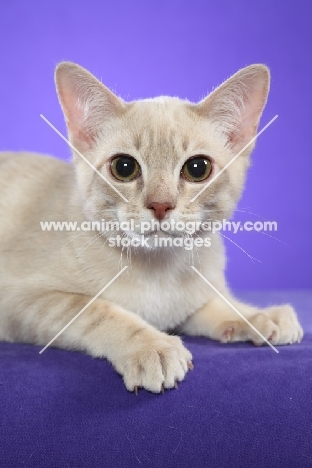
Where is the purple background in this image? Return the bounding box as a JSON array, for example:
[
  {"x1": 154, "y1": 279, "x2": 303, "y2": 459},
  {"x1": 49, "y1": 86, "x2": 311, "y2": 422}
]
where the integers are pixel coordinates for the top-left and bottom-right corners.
[{"x1": 0, "y1": 0, "x2": 311, "y2": 290}]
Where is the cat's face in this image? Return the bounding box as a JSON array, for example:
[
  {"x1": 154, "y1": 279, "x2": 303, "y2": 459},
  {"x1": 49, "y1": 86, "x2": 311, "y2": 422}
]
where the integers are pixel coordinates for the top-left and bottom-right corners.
[{"x1": 55, "y1": 62, "x2": 269, "y2": 246}]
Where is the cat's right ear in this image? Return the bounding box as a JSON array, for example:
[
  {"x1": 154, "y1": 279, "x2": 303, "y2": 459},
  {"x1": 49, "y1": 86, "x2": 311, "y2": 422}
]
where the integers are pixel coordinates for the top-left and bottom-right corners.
[{"x1": 55, "y1": 62, "x2": 125, "y2": 151}]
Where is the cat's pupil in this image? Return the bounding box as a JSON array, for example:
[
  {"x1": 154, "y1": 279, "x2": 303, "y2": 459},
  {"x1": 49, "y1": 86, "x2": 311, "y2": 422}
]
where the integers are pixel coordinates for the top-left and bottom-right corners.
[
  {"x1": 116, "y1": 156, "x2": 135, "y2": 177},
  {"x1": 187, "y1": 158, "x2": 208, "y2": 178}
]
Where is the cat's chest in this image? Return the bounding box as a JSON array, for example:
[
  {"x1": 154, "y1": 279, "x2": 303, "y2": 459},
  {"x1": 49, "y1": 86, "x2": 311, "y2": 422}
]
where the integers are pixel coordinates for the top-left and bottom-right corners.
[{"x1": 103, "y1": 262, "x2": 213, "y2": 330}]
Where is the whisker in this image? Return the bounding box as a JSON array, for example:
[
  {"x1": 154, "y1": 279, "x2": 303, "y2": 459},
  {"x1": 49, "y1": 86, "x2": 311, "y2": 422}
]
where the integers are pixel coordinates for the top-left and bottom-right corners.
[
  {"x1": 258, "y1": 230, "x2": 289, "y2": 247},
  {"x1": 70, "y1": 232, "x2": 103, "y2": 264},
  {"x1": 219, "y1": 232, "x2": 261, "y2": 263},
  {"x1": 235, "y1": 208, "x2": 267, "y2": 220},
  {"x1": 194, "y1": 233, "x2": 201, "y2": 268},
  {"x1": 59, "y1": 231, "x2": 84, "y2": 250},
  {"x1": 99, "y1": 229, "x2": 118, "y2": 253},
  {"x1": 198, "y1": 229, "x2": 219, "y2": 258}
]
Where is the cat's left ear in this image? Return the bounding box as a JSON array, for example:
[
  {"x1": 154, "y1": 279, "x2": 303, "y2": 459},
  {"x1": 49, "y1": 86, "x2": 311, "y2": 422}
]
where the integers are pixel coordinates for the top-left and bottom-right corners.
[
  {"x1": 197, "y1": 64, "x2": 270, "y2": 154},
  {"x1": 55, "y1": 62, "x2": 125, "y2": 152}
]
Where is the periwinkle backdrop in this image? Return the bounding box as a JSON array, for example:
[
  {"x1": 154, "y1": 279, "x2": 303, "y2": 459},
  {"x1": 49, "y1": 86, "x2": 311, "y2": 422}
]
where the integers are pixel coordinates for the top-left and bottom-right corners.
[{"x1": 0, "y1": 0, "x2": 311, "y2": 290}]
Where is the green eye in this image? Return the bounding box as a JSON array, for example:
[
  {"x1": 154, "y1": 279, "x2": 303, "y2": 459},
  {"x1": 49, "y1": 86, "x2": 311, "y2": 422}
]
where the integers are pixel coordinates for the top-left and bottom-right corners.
[
  {"x1": 181, "y1": 156, "x2": 212, "y2": 182},
  {"x1": 110, "y1": 155, "x2": 141, "y2": 181}
]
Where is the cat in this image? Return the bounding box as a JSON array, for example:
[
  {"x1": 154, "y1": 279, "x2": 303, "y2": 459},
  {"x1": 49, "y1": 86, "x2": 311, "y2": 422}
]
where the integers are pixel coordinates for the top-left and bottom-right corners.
[{"x1": 0, "y1": 62, "x2": 303, "y2": 394}]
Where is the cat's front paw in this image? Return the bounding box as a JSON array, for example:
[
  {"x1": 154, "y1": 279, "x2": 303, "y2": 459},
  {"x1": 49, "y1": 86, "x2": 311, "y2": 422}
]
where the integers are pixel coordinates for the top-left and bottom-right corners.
[
  {"x1": 219, "y1": 304, "x2": 303, "y2": 346},
  {"x1": 118, "y1": 331, "x2": 193, "y2": 394}
]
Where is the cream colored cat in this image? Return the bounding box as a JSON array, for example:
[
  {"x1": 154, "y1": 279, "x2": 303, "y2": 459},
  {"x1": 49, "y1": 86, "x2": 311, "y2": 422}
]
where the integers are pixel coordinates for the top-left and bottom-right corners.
[{"x1": 0, "y1": 62, "x2": 303, "y2": 393}]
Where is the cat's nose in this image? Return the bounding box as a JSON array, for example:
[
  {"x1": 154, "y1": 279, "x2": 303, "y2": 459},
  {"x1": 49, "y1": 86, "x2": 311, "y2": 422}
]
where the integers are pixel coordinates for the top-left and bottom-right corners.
[{"x1": 147, "y1": 202, "x2": 175, "y2": 221}]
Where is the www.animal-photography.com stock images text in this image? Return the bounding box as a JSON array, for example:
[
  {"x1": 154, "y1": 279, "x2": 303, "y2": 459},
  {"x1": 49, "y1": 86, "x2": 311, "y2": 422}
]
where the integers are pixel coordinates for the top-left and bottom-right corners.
[{"x1": 0, "y1": 2, "x2": 311, "y2": 468}]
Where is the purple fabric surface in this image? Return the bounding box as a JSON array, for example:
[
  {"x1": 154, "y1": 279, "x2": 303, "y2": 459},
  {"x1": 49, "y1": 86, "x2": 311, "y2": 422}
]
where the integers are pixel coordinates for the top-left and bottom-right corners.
[{"x1": 1, "y1": 291, "x2": 312, "y2": 468}]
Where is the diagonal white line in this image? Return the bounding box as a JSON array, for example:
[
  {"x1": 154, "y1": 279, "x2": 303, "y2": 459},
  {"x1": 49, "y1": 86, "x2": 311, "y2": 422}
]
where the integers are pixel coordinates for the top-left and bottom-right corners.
[
  {"x1": 40, "y1": 114, "x2": 129, "y2": 203},
  {"x1": 190, "y1": 115, "x2": 278, "y2": 203},
  {"x1": 191, "y1": 266, "x2": 279, "y2": 353},
  {"x1": 39, "y1": 266, "x2": 128, "y2": 354}
]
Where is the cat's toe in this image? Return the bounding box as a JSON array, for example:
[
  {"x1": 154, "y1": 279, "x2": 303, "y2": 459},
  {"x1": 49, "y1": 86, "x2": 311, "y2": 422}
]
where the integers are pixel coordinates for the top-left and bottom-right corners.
[
  {"x1": 248, "y1": 305, "x2": 303, "y2": 346},
  {"x1": 220, "y1": 326, "x2": 235, "y2": 342},
  {"x1": 248, "y1": 313, "x2": 280, "y2": 346},
  {"x1": 217, "y1": 320, "x2": 252, "y2": 343},
  {"x1": 217, "y1": 304, "x2": 303, "y2": 347},
  {"x1": 255, "y1": 304, "x2": 303, "y2": 345},
  {"x1": 121, "y1": 332, "x2": 192, "y2": 394}
]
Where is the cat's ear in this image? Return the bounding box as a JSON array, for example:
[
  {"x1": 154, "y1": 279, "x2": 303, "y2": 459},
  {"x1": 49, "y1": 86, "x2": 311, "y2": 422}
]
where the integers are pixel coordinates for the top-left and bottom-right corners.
[
  {"x1": 197, "y1": 64, "x2": 270, "y2": 154},
  {"x1": 55, "y1": 62, "x2": 125, "y2": 151}
]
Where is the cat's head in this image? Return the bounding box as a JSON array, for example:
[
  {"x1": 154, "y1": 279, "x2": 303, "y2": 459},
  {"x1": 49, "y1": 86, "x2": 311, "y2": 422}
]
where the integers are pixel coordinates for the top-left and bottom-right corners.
[{"x1": 55, "y1": 62, "x2": 269, "y2": 247}]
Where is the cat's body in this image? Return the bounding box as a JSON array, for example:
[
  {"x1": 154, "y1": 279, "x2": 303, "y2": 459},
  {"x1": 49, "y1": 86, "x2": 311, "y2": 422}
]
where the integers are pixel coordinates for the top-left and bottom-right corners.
[{"x1": 0, "y1": 63, "x2": 303, "y2": 393}]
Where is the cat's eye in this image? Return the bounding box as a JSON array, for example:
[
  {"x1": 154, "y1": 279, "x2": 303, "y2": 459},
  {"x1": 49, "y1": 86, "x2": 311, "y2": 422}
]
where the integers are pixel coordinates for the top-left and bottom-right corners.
[
  {"x1": 181, "y1": 156, "x2": 212, "y2": 182},
  {"x1": 110, "y1": 154, "x2": 141, "y2": 181}
]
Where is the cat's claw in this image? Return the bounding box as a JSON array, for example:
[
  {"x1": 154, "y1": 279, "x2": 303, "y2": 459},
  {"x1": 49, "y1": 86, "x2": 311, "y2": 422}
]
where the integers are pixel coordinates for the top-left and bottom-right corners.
[{"x1": 187, "y1": 361, "x2": 194, "y2": 370}]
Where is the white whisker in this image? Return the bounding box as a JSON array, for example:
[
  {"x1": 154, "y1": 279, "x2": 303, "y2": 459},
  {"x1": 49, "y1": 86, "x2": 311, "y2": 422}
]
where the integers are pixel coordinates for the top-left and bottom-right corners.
[{"x1": 219, "y1": 232, "x2": 261, "y2": 263}]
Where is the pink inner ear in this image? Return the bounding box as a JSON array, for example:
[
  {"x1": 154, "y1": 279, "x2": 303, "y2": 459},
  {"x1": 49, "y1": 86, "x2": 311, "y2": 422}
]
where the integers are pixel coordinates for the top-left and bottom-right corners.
[
  {"x1": 228, "y1": 87, "x2": 267, "y2": 150},
  {"x1": 57, "y1": 74, "x2": 94, "y2": 149},
  {"x1": 229, "y1": 116, "x2": 258, "y2": 147},
  {"x1": 67, "y1": 121, "x2": 94, "y2": 149},
  {"x1": 198, "y1": 65, "x2": 270, "y2": 154},
  {"x1": 237, "y1": 80, "x2": 268, "y2": 139},
  {"x1": 67, "y1": 118, "x2": 95, "y2": 152},
  {"x1": 56, "y1": 64, "x2": 126, "y2": 153}
]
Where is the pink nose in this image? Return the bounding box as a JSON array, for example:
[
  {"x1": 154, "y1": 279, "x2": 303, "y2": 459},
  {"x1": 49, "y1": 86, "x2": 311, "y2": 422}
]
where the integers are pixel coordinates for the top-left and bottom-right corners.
[{"x1": 147, "y1": 202, "x2": 174, "y2": 221}]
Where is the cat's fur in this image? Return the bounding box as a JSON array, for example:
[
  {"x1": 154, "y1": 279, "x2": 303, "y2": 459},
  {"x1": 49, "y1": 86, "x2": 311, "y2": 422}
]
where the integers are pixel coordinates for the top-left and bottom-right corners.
[{"x1": 0, "y1": 63, "x2": 303, "y2": 393}]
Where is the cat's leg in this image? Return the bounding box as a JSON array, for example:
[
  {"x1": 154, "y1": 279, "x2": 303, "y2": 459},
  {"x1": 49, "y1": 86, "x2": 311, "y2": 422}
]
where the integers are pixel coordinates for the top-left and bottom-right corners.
[
  {"x1": 0, "y1": 291, "x2": 193, "y2": 393},
  {"x1": 180, "y1": 294, "x2": 303, "y2": 346}
]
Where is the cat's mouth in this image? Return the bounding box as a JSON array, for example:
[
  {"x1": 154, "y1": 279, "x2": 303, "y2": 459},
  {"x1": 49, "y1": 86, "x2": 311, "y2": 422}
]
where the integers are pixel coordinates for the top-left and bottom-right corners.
[
  {"x1": 149, "y1": 229, "x2": 182, "y2": 237},
  {"x1": 124, "y1": 229, "x2": 182, "y2": 239}
]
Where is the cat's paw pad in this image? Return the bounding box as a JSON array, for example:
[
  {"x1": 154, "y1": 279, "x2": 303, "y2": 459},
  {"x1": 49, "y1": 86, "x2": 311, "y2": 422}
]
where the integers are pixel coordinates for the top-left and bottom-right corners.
[
  {"x1": 119, "y1": 332, "x2": 193, "y2": 394},
  {"x1": 219, "y1": 304, "x2": 303, "y2": 346}
]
